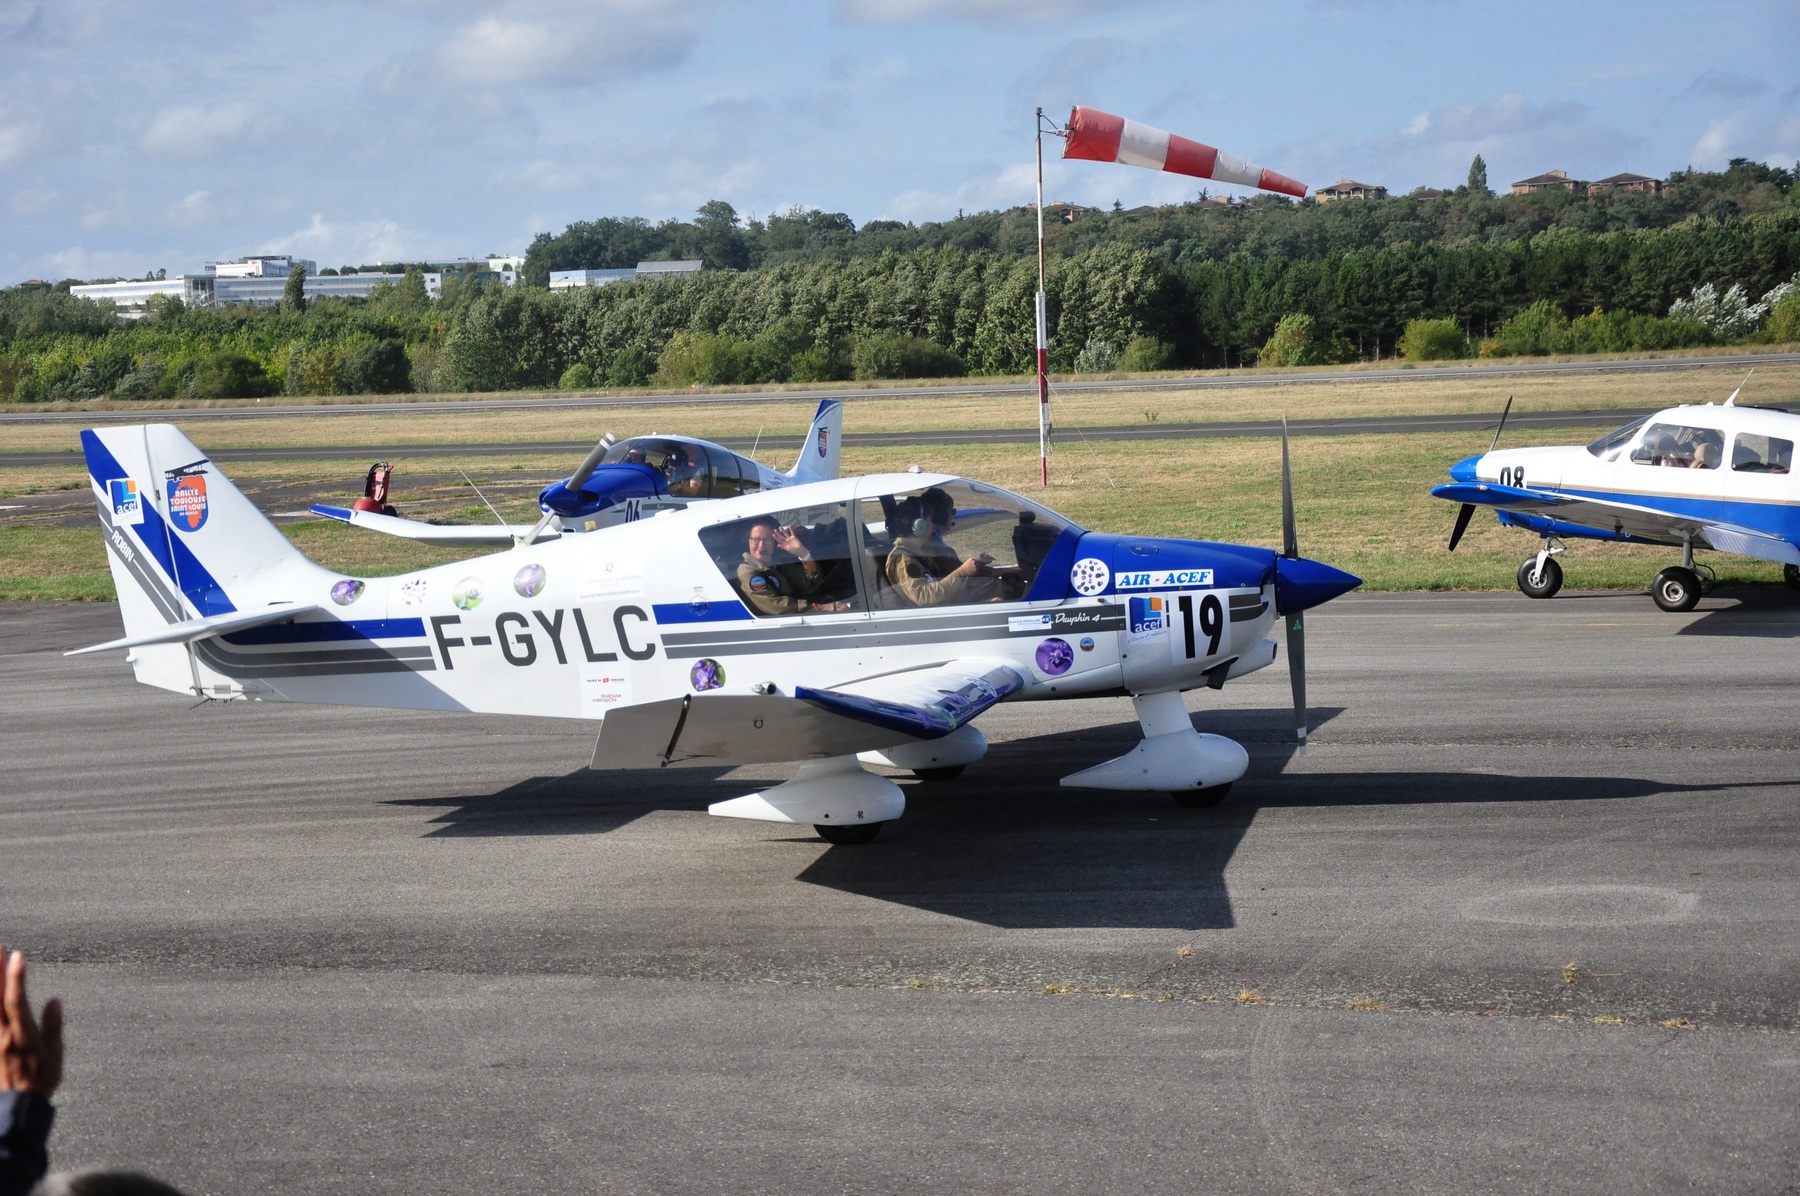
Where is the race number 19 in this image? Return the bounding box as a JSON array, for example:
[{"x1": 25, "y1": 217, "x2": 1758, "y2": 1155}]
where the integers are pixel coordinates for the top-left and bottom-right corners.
[{"x1": 1176, "y1": 593, "x2": 1223, "y2": 659}]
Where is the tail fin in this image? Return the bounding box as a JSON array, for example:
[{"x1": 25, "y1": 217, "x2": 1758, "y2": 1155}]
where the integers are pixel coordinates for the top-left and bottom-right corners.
[
  {"x1": 82, "y1": 424, "x2": 329, "y2": 687},
  {"x1": 785, "y1": 398, "x2": 843, "y2": 484}
]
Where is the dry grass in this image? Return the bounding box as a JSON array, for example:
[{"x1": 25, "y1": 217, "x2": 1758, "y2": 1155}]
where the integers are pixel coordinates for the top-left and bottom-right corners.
[
  {"x1": 1235, "y1": 988, "x2": 1268, "y2": 1005},
  {"x1": 4, "y1": 361, "x2": 1793, "y2": 454},
  {"x1": 1347, "y1": 997, "x2": 1391, "y2": 1012}
]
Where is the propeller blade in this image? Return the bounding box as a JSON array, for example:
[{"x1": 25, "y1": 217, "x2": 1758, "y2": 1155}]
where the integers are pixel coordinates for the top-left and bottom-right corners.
[
  {"x1": 1280, "y1": 416, "x2": 1297, "y2": 559},
  {"x1": 1447, "y1": 502, "x2": 1476, "y2": 552},
  {"x1": 1287, "y1": 610, "x2": 1307, "y2": 754},
  {"x1": 520, "y1": 432, "x2": 614, "y2": 548},
  {"x1": 1487, "y1": 395, "x2": 1513, "y2": 455},
  {"x1": 566, "y1": 433, "x2": 615, "y2": 493}
]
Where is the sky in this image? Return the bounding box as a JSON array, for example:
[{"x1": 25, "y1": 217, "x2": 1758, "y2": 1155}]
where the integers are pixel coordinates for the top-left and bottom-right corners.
[{"x1": 1, "y1": 0, "x2": 1797, "y2": 284}]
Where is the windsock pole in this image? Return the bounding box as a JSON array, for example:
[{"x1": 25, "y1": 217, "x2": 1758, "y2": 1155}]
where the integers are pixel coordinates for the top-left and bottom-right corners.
[{"x1": 1035, "y1": 107, "x2": 1051, "y2": 487}]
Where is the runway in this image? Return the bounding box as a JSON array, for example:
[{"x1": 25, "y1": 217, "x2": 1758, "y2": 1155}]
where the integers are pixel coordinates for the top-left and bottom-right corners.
[
  {"x1": 2, "y1": 349, "x2": 1792, "y2": 426},
  {"x1": 3, "y1": 593, "x2": 1796, "y2": 1194}
]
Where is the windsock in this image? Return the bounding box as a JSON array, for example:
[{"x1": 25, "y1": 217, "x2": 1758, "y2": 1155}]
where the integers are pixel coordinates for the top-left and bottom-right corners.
[{"x1": 1062, "y1": 106, "x2": 1305, "y2": 198}]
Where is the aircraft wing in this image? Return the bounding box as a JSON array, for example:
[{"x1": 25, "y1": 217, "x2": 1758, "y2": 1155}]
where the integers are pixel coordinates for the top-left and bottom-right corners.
[
  {"x1": 589, "y1": 659, "x2": 1025, "y2": 770},
  {"x1": 309, "y1": 503, "x2": 550, "y2": 546},
  {"x1": 66, "y1": 603, "x2": 326, "y2": 656},
  {"x1": 1432, "y1": 482, "x2": 1800, "y2": 562}
]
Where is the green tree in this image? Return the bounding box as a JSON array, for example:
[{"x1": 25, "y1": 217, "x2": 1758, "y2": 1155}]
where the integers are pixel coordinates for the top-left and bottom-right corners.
[
  {"x1": 1258, "y1": 313, "x2": 1320, "y2": 366},
  {"x1": 1768, "y1": 292, "x2": 1800, "y2": 343},
  {"x1": 1118, "y1": 335, "x2": 1174, "y2": 371},
  {"x1": 1468, "y1": 155, "x2": 1489, "y2": 196},
  {"x1": 559, "y1": 362, "x2": 594, "y2": 390},
  {"x1": 283, "y1": 265, "x2": 307, "y2": 314},
  {"x1": 1397, "y1": 317, "x2": 1468, "y2": 360}
]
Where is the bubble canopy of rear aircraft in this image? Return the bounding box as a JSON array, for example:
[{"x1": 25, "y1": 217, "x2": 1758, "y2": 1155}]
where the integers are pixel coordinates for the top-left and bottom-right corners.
[{"x1": 539, "y1": 436, "x2": 765, "y2": 518}]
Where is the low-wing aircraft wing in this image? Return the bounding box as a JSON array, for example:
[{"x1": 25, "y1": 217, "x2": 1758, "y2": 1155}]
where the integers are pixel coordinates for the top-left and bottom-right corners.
[
  {"x1": 588, "y1": 658, "x2": 1025, "y2": 770},
  {"x1": 308, "y1": 503, "x2": 542, "y2": 546},
  {"x1": 1432, "y1": 480, "x2": 1800, "y2": 564}
]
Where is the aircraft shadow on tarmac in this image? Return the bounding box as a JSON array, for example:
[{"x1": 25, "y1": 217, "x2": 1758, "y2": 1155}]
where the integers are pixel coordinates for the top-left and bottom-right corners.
[
  {"x1": 388, "y1": 706, "x2": 1749, "y2": 931},
  {"x1": 1673, "y1": 586, "x2": 1800, "y2": 638}
]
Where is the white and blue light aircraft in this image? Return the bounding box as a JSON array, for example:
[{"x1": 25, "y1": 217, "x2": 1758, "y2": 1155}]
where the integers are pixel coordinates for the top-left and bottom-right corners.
[
  {"x1": 1434, "y1": 390, "x2": 1800, "y2": 611},
  {"x1": 71, "y1": 422, "x2": 1359, "y2": 843},
  {"x1": 308, "y1": 399, "x2": 845, "y2": 546}
]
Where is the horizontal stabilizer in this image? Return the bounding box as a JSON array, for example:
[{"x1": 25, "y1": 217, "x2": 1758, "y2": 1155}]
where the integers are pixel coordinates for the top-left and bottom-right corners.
[
  {"x1": 309, "y1": 504, "x2": 547, "y2": 545},
  {"x1": 66, "y1": 603, "x2": 324, "y2": 656},
  {"x1": 796, "y1": 658, "x2": 1024, "y2": 739}
]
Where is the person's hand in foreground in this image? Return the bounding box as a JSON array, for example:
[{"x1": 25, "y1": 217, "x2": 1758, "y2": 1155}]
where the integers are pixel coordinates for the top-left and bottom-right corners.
[{"x1": 0, "y1": 949, "x2": 62, "y2": 1098}]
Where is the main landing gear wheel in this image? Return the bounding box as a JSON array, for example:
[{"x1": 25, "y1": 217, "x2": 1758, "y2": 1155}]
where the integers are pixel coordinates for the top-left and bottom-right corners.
[
  {"x1": 1652, "y1": 566, "x2": 1702, "y2": 613},
  {"x1": 1785, "y1": 564, "x2": 1800, "y2": 593},
  {"x1": 1517, "y1": 556, "x2": 1563, "y2": 599},
  {"x1": 1172, "y1": 783, "x2": 1231, "y2": 809},
  {"x1": 813, "y1": 822, "x2": 883, "y2": 845},
  {"x1": 912, "y1": 766, "x2": 966, "y2": 782}
]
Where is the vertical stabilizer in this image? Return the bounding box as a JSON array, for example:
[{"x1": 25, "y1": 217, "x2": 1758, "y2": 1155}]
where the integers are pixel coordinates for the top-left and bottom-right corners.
[
  {"x1": 786, "y1": 399, "x2": 843, "y2": 484},
  {"x1": 81, "y1": 425, "x2": 329, "y2": 683}
]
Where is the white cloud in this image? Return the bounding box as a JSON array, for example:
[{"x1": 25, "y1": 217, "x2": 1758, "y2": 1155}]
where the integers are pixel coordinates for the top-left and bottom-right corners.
[
  {"x1": 1401, "y1": 92, "x2": 1587, "y2": 143},
  {"x1": 265, "y1": 213, "x2": 421, "y2": 265},
  {"x1": 882, "y1": 161, "x2": 1036, "y2": 223},
  {"x1": 140, "y1": 102, "x2": 262, "y2": 156},
  {"x1": 838, "y1": 0, "x2": 1136, "y2": 23},
  {"x1": 416, "y1": 0, "x2": 708, "y2": 89}
]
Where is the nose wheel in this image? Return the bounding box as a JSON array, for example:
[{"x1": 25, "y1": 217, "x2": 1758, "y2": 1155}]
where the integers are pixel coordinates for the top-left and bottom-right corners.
[{"x1": 1517, "y1": 554, "x2": 1563, "y2": 599}]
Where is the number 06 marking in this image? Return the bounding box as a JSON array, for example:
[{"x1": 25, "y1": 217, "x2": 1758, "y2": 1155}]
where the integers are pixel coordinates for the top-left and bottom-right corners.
[{"x1": 1176, "y1": 593, "x2": 1224, "y2": 659}]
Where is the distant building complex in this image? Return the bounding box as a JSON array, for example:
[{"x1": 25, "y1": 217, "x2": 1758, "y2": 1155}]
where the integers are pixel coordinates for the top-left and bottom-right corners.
[
  {"x1": 1315, "y1": 179, "x2": 1388, "y2": 203},
  {"x1": 549, "y1": 260, "x2": 704, "y2": 289},
  {"x1": 70, "y1": 254, "x2": 520, "y2": 316},
  {"x1": 1587, "y1": 172, "x2": 1664, "y2": 196}
]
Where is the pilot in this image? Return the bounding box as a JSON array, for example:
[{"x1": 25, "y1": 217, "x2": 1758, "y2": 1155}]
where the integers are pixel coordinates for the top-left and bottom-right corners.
[
  {"x1": 737, "y1": 518, "x2": 848, "y2": 616},
  {"x1": 664, "y1": 443, "x2": 707, "y2": 498},
  {"x1": 885, "y1": 489, "x2": 1003, "y2": 607},
  {"x1": 1690, "y1": 439, "x2": 1720, "y2": 469}
]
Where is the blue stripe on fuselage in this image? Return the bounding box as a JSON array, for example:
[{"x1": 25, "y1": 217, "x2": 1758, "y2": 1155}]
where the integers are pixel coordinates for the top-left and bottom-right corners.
[
  {"x1": 81, "y1": 429, "x2": 236, "y2": 617},
  {"x1": 221, "y1": 618, "x2": 427, "y2": 645},
  {"x1": 653, "y1": 599, "x2": 753, "y2": 624}
]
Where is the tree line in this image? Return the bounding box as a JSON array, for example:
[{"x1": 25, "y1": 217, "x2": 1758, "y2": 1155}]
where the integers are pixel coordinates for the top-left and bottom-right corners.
[{"x1": 3, "y1": 164, "x2": 1798, "y2": 401}]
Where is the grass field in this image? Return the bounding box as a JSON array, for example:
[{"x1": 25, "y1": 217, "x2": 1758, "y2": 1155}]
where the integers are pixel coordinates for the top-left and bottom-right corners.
[
  {"x1": 4, "y1": 362, "x2": 1796, "y2": 455},
  {"x1": 3, "y1": 423, "x2": 1787, "y2": 602}
]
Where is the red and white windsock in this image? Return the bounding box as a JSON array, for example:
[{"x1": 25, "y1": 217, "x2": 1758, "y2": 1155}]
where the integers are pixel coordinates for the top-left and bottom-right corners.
[{"x1": 1061, "y1": 106, "x2": 1305, "y2": 198}]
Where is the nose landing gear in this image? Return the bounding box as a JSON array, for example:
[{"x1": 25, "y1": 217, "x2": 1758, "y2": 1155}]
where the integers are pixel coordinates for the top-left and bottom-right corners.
[{"x1": 1516, "y1": 538, "x2": 1565, "y2": 599}]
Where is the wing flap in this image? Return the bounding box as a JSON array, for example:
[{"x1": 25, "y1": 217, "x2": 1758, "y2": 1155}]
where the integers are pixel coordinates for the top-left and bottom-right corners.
[
  {"x1": 590, "y1": 694, "x2": 927, "y2": 769},
  {"x1": 1699, "y1": 522, "x2": 1800, "y2": 566},
  {"x1": 309, "y1": 504, "x2": 547, "y2": 545},
  {"x1": 796, "y1": 657, "x2": 1025, "y2": 739}
]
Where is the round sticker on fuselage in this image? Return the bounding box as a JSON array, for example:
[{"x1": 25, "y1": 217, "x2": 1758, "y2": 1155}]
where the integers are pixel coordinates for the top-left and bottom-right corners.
[{"x1": 1070, "y1": 557, "x2": 1110, "y2": 596}]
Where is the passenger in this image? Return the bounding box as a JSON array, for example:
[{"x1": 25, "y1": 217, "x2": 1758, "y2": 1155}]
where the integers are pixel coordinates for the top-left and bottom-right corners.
[
  {"x1": 736, "y1": 518, "x2": 848, "y2": 616},
  {"x1": 1691, "y1": 440, "x2": 1719, "y2": 469},
  {"x1": 884, "y1": 489, "x2": 1003, "y2": 607}
]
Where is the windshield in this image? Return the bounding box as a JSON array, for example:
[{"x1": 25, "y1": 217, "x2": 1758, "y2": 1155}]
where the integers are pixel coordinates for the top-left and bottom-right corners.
[
  {"x1": 601, "y1": 437, "x2": 710, "y2": 497},
  {"x1": 1587, "y1": 417, "x2": 1650, "y2": 461},
  {"x1": 855, "y1": 479, "x2": 1081, "y2": 609}
]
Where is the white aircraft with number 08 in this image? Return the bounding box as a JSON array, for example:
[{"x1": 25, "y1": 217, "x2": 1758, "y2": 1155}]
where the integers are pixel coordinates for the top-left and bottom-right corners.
[
  {"x1": 1434, "y1": 386, "x2": 1800, "y2": 612},
  {"x1": 73, "y1": 423, "x2": 1359, "y2": 843}
]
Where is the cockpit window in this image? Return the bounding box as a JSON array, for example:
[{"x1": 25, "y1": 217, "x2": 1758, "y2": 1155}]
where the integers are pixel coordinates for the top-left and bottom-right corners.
[
  {"x1": 1731, "y1": 433, "x2": 1793, "y2": 474},
  {"x1": 1629, "y1": 423, "x2": 1723, "y2": 470},
  {"x1": 699, "y1": 504, "x2": 859, "y2": 618},
  {"x1": 602, "y1": 438, "x2": 711, "y2": 497},
  {"x1": 855, "y1": 480, "x2": 1077, "y2": 609},
  {"x1": 1587, "y1": 417, "x2": 1650, "y2": 460}
]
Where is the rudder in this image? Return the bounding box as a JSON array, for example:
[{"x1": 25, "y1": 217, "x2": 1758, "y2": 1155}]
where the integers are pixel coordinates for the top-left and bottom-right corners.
[{"x1": 787, "y1": 399, "x2": 843, "y2": 484}]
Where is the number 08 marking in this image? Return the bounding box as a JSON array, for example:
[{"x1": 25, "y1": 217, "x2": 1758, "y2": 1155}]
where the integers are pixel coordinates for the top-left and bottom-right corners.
[{"x1": 1176, "y1": 593, "x2": 1224, "y2": 659}]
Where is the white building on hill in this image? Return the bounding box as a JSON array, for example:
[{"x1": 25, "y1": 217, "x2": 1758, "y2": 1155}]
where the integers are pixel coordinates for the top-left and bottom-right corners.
[{"x1": 550, "y1": 260, "x2": 704, "y2": 289}]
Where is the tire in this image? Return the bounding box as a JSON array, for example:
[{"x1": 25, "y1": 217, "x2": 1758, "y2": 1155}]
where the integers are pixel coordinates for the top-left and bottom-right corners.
[
  {"x1": 1516, "y1": 556, "x2": 1563, "y2": 599},
  {"x1": 1785, "y1": 564, "x2": 1800, "y2": 593},
  {"x1": 814, "y1": 822, "x2": 883, "y2": 845},
  {"x1": 1172, "y1": 783, "x2": 1231, "y2": 809},
  {"x1": 912, "y1": 766, "x2": 966, "y2": 782},
  {"x1": 1651, "y1": 566, "x2": 1702, "y2": 613}
]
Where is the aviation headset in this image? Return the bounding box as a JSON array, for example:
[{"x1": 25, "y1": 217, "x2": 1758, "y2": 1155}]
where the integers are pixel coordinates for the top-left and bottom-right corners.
[{"x1": 914, "y1": 489, "x2": 953, "y2": 536}]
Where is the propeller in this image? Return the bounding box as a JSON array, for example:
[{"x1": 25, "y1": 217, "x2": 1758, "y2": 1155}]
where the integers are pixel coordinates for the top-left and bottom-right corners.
[
  {"x1": 1280, "y1": 417, "x2": 1307, "y2": 754},
  {"x1": 518, "y1": 433, "x2": 614, "y2": 547},
  {"x1": 1447, "y1": 394, "x2": 1512, "y2": 552}
]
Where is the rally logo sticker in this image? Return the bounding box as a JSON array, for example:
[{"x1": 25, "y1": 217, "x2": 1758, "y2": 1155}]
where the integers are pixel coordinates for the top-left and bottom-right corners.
[
  {"x1": 690, "y1": 658, "x2": 725, "y2": 691},
  {"x1": 107, "y1": 479, "x2": 143, "y2": 525},
  {"x1": 1069, "y1": 557, "x2": 1110, "y2": 596},
  {"x1": 330, "y1": 579, "x2": 365, "y2": 606},
  {"x1": 452, "y1": 577, "x2": 483, "y2": 611},
  {"x1": 1128, "y1": 596, "x2": 1168, "y2": 641},
  {"x1": 168, "y1": 475, "x2": 208, "y2": 532},
  {"x1": 817, "y1": 427, "x2": 830, "y2": 458},
  {"x1": 1114, "y1": 568, "x2": 1213, "y2": 591}
]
